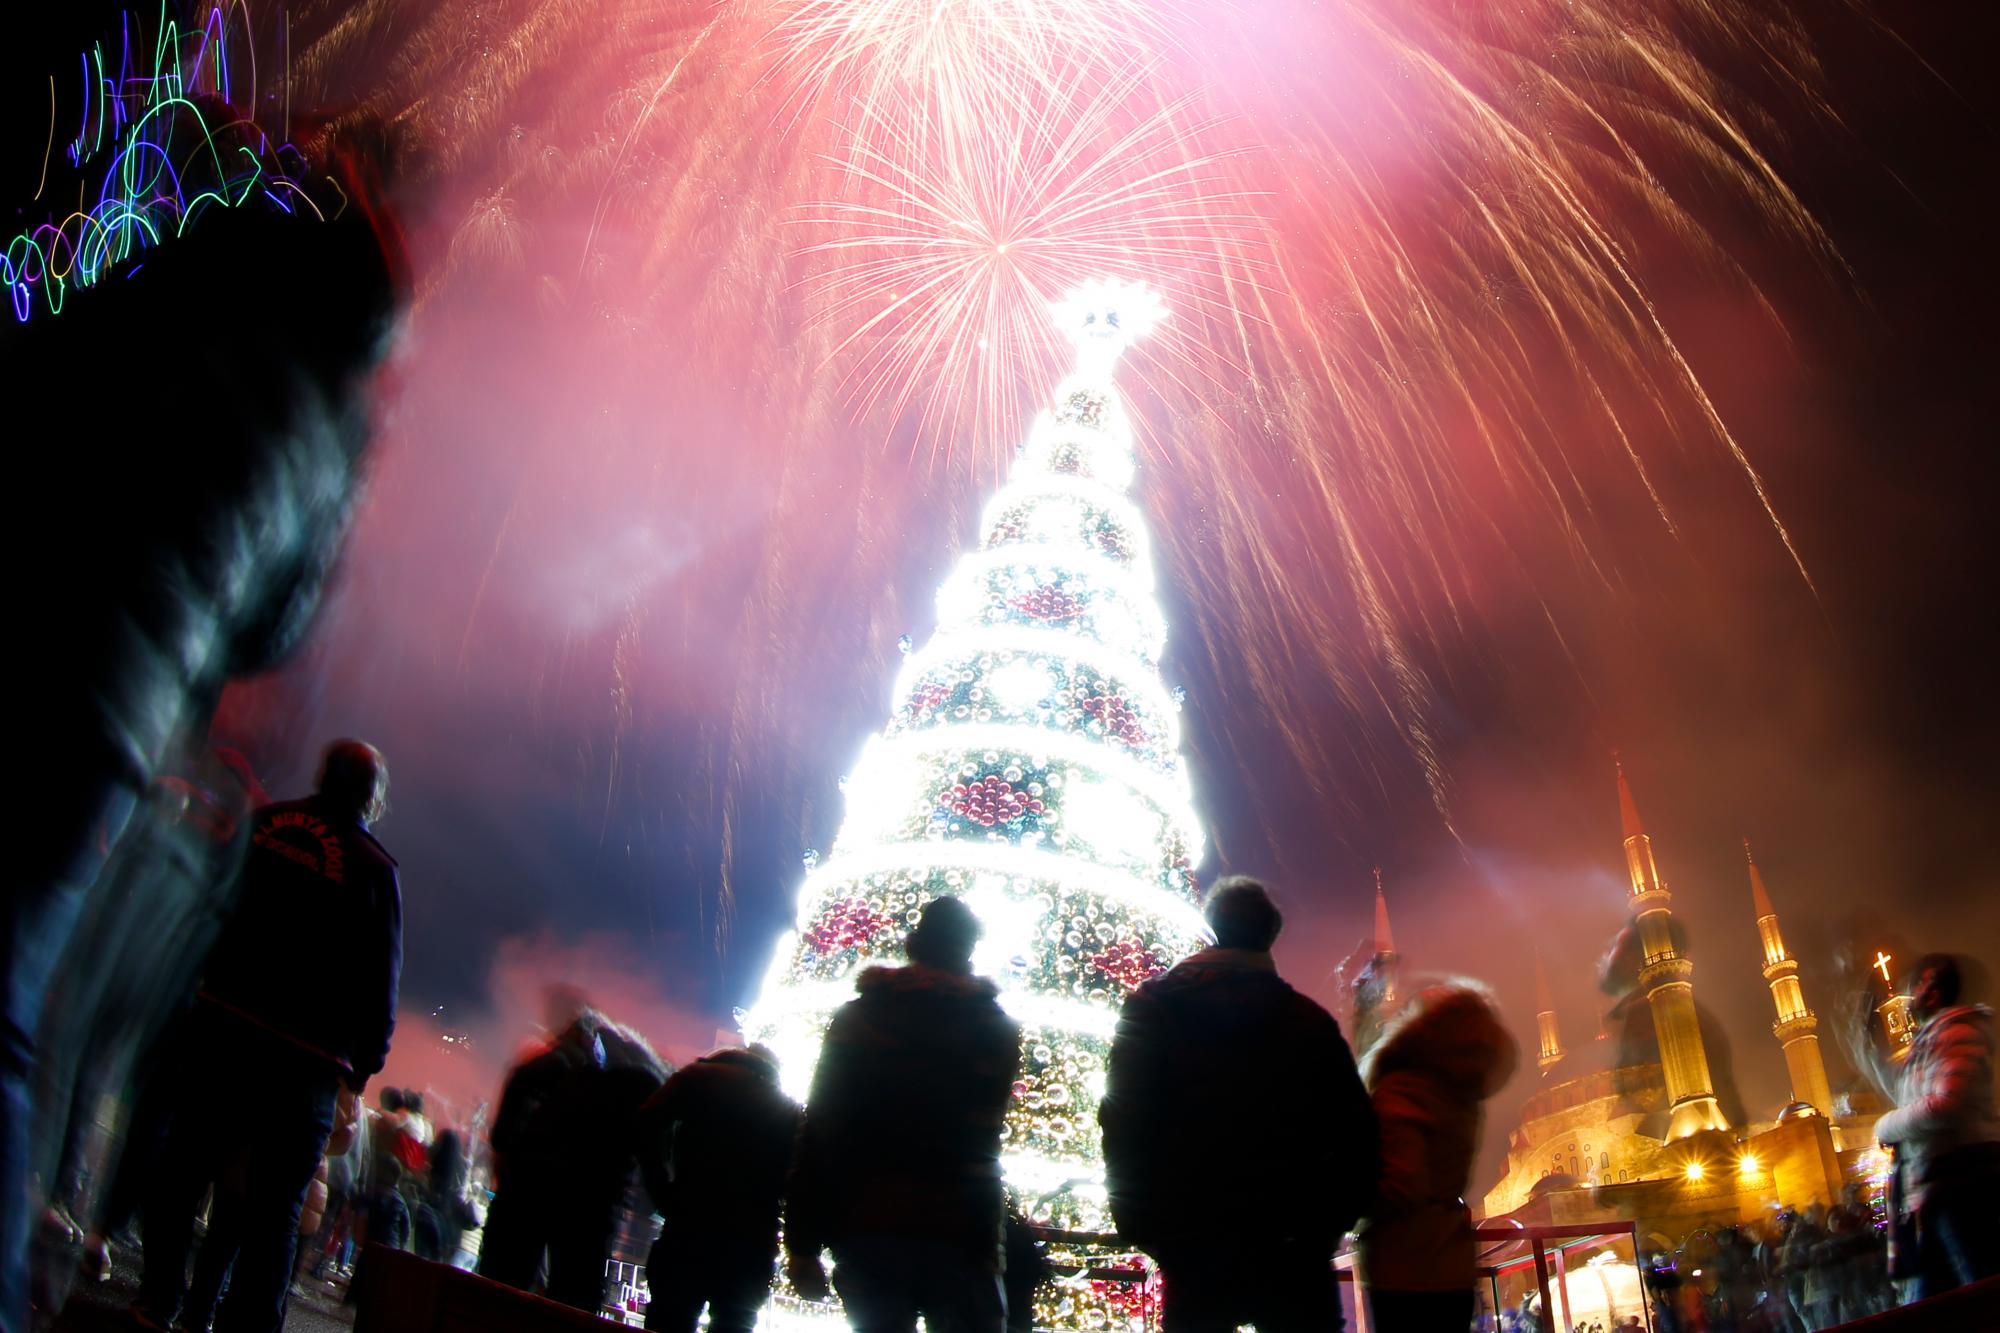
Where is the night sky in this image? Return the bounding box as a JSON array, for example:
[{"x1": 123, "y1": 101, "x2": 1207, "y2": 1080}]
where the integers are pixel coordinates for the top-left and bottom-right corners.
[{"x1": 15, "y1": 2, "x2": 1999, "y2": 1192}]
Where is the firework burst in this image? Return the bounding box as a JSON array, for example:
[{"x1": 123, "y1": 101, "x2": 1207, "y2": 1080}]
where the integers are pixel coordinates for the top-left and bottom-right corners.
[
  {"x1": 763, "y1": 0, "x2": 1183, "y2": 138},
  {"x1": 258, "y1": 0, "x2": 1855, "y2": 918},
  {"x1": 796, "y1": 56, "x2": 1269, "y2": 463}
]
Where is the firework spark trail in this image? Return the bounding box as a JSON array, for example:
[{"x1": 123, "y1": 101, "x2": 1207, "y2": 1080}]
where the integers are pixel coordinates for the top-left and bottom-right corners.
[
  {"x1": 266, "y1": 0, "x2": 1854, "y2": 922},
  {"x1": 764, "y1": 0, "x2": 1185, "y2": 154},
  {"x1": 796, "y1": 57, "x2": 1271, "y2": 464}
]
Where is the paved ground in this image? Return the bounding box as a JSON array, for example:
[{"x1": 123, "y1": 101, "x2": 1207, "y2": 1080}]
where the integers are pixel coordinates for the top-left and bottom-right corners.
[{"x1": 45, "y1": 1237, "x2": 356, "y2": 1333}]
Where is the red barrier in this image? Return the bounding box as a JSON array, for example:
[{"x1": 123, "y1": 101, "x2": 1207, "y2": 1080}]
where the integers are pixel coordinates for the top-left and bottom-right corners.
[{"x1": 351, "y1": 1245, "x2": 628, "y2": 1331}]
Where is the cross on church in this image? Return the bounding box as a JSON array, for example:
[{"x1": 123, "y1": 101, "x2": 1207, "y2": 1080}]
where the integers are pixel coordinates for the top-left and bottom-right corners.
[{"x1": 1874, "y1": 950, "x2": 1894, "y2": 985}]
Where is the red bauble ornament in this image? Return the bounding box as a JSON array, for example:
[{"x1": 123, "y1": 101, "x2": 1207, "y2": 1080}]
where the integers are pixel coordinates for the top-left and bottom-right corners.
[
  {"x1": 807, "y1": 899, "x2": 897, "y2": 955},
  {"x1": 1008, "y1": 582, "x2": 1082, "y2": 624},
  {"x1": 942, "y1": 775, "x2": 1046, "y2": 827},
  {"x1": 907, "y1": 681, "x2": 951, "y2": 719},
  {"x1": 1089, "y1": 1259, "x2": 1157, "y2": 1320},
  {"x1": 1089, "y1": 940, "x2": 1166, "y2": 994},
  {"x1": 1082, "y1": 691, "x2": 1146, "y2": 747}
]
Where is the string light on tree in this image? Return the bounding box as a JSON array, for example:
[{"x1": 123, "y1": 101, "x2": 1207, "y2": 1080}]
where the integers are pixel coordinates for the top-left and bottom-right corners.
[{"x1": 744, "y1": 278, "x2": 1208, "y2": 1330}]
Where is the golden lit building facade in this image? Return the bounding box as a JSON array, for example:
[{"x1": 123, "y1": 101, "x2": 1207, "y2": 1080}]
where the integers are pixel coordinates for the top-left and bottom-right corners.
[{"x1": 1479, "y1": 760, "x2": 1866, "y2": 1243}]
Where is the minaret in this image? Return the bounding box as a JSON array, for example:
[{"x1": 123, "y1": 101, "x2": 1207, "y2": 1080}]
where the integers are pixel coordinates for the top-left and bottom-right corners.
[
  {"x1": 1534, "y1": 950, "x2": 1565, "y2": 1074},
  {"x1": 1745, "y1": 839, "x2": 1835, "y2": 1116},
  {"x1": 1372, "y1": 866, "x2": 1398, "y2": 1006},
  {"x1": 1373, "y1": 867, "x2": 1395, "y2": 954},
  {"x1": 1617, "y1": 758, "x2": 1729, "y2": 1139}
]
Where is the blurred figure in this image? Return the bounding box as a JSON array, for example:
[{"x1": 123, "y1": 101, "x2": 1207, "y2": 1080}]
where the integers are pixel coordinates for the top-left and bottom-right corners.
[
  {"x1": 542, "y1": 1024, "x2": 666, "y2": 1311},
  {"x1": 32, "y1": 747, "x2": 268, "y2": 1301},
  {"x1": 480, "y1": 1013, "x2": 665, "y2": 1312},
  {"x1": 1824, "y1": 1185, "x2": 1887, "y2": 1322},
  {"x1": 1708, "y1": 1226, "x2": 1755, "y2": 1330},
  {"x1": 136, "y1": 740, "x2": 402, "y2": 1333},
  {"x1": 786, "y1": 896, "x2": 1020, "y2": 1333},
  {"x1": 410, "y1": 1130, "x2": 479, "y2": 1266},
  {"x1": 1783, "y1": 1203, "x2": 1833, "y2": 1330},
  {"x1": 477, "y1": 1008, "x2": 604, "y2": 1294},
  {"x1": 301, "y1": 1086, "x2": 366, "y2": 1283},
  {"x1": 1756, "y1": 1212, "x2": 1801, "y2": 1333},
  {"x1": 1355, "y1": 984, "x2": 1518, "y2": 1333},
  {"x1": 1643, "y1": 1254, "x2": 1682, "y2": 1333},
  {"x1": 395, "y1": 1090, "x2": 435, "y2": 1172},
  {"x1": 1099, "y1": 877, "x2": 1376, "y2": 1333},
  {"x1": 1858, "y1": 953, "x2": 2000, "y2": 1300},
  {"x1": 637, "y1": 1045, "x2": 800, "y2": 1333},
  {"x1": 0, "y1": 126, "x2": 401, "y2": 1323}
]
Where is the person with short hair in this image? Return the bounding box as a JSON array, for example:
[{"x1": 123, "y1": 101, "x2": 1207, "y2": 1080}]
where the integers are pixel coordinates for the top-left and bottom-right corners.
[
  {"x1": 1869, "y1": 953, "x2": 2000, "y2": 1299},
  {"x1": 137, "y1": 740, "x2": 402, "y2": 1333},
  {"x1": 786, "y1": 895, "x2": 1021, "y2": 1333},
  {"x1": 1100, "y1": 875, "x2": 1377, "y2": 1332}
]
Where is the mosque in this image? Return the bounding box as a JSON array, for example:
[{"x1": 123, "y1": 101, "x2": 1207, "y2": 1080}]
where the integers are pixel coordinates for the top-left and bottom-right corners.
[{"x1": 1464, "y1": 761, "x2": 1908, "y2": 1250}]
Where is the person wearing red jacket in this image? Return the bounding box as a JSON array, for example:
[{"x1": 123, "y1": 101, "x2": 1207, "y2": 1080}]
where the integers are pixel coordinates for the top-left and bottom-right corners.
[{"x1": 1353, "y1": 984, "x2": 1519, "y2": 1331}]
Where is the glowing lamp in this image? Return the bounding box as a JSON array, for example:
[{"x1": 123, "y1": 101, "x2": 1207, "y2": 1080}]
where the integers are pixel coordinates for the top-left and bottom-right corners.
[{"x1": 1683, "y1": 1161, "x2": 1705, "y2": 1182}]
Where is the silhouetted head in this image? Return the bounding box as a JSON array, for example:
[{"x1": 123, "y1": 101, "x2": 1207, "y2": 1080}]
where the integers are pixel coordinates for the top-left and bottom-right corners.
[
  {"x1": 403, "y1": 1091, "x2": 423, "y2": 1115},
  {"x1": 318, "y1": 739, "x2": 388, "y2": 823},
  {"x1": 906, "y1": 895, "x2": 982, "y2": 973},
  {"x1": 1908, "y1": 953, "x2": 1961, "y2": 1021},
  {"x1": 747, "y1": 1042, "x2": 779, "y2": 1068},
  {"x1": 1204, "y1": 875, "x2": 1282, "y2": 951},
  {"x1": 378, "y1": 1087, "x2": 404, "y2": 1113},
  {"x1": 543, "y1": 984, "x2": 591, "y2": 1033},
  {"x1": 555, "y1": 1008, "x2": 606, "y2": 1060}
]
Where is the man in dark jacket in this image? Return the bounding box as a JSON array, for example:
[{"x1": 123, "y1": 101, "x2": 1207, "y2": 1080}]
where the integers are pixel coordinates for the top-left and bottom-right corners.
[
  {"x1": 786, "y1": 896, "x2": 1021, "y2": 1333},
  {"x1": 1099, "y1": 876, "x2": 1376, "y2": 1332},
  {"x1": 136, "y1": 740, "x2": 402, "y2": 1333},
  {"x1": 639, "y1": 1045, "x2": 801, "y2": 1333}
]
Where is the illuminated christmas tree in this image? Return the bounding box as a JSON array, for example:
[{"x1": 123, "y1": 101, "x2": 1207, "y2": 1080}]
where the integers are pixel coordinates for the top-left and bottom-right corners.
[{"x1": 744, "y1": 280, "x2": 1207, "y2": 1323}]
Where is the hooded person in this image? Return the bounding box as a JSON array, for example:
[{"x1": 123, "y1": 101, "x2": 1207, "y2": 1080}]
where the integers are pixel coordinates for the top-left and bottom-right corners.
[
  {"x1": 785, "y1": 895, "x2": 1021, "y2": 1333},
  {"x1": 1863, "y1": 953, "x2": 2000, "y2": 1299},
  {"x1": 638, "y1": 1045, "x2": 801, "y2": 1333},
  {"x1": 1099, "y1": 876, "x2": 1377, "y2": 1333},
  {"x1": 1354, "y1": 982, "x2": 1519, "y2": 1331}
]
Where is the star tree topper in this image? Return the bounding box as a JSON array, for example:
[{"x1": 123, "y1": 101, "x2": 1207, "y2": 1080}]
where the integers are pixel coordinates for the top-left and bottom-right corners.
[{"x1": 1051, "y1": 278, "x2": 1167, "y2": 377}]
